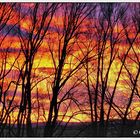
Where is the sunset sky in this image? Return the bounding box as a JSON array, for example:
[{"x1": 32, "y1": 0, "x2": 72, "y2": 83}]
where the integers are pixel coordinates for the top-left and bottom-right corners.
[{"x1": 0, "y1": 3, "x2": 140, "y2": 125}]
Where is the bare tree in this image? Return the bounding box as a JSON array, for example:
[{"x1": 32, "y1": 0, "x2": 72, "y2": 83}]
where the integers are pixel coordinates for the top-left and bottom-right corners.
[
  {"x1": 83, "y1": 3, "x2": 128, "y2": 136},
  {"x1": 44, "y1": 3, "x2": 95, "y2": 136},
  {"x1": 0, "y1": 3, "x2": 22, "y2": 136},
  {"x1": 118, "y1": 3, "x2": 140, "y2": 135},
  {"x1": 16, "y1": 3, "x2": 58, "y2": 137}
]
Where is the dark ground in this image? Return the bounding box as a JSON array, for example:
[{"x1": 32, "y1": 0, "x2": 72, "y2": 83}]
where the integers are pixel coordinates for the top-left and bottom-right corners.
[{"x1": 1, "y1": 120, "x2": 140, "y2": 137}]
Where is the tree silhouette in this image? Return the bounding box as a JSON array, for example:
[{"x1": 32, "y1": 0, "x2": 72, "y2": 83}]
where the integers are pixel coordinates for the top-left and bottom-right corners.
[
  {"x1": 44, "y1": 3, "x2": 95, "y2": 136},
  {"x1": 16, "y1": 3, "x2": 58, "y2": 137},
  {"x1": 0, "y1": 2, "x2": 140, "y2": 137}
]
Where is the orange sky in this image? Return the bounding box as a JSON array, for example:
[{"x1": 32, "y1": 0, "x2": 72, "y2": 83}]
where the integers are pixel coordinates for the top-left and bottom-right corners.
[{"x1": 0, "y1": 3, "x2": 140, "y2": 124}]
